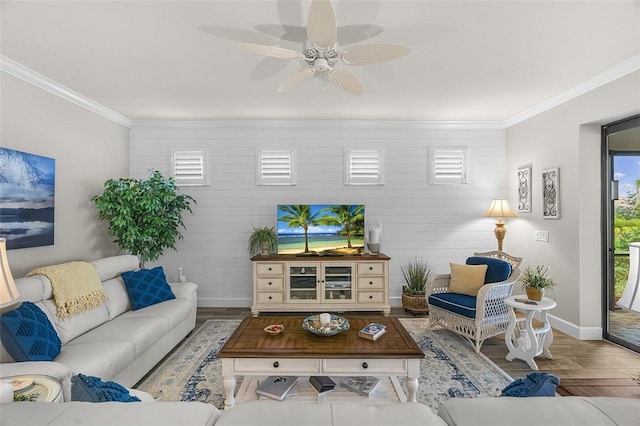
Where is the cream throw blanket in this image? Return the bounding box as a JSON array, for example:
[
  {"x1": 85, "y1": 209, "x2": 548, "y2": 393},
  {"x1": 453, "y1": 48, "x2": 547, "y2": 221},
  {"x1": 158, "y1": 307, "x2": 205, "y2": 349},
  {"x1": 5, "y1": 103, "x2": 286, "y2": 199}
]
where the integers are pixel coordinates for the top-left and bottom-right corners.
[{"x1": 27, "y1": 261, "x2": 106, "y2": 320}]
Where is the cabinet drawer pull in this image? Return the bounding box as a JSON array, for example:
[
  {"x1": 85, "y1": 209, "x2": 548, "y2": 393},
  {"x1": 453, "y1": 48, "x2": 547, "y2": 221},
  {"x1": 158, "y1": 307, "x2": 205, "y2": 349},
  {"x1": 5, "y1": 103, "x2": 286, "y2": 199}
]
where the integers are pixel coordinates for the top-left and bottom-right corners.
[
  {"x1": 369, "y1": 281, "x2": 373, "y2": 285},
  {"x1": 273, "y1": 361, "x2": 279, "y2": 368},
  {"x1": 268, "y1": 282, "x2": 272, "y2": 285},
  {"x1": 362, "y1": 362, "x2": 368, "y2": 369},
  {"x1": 268, "y1": 267, "x2": 272, "y2": 271},
  {"x1": 268, "y1": 296, "x2": 272, "y2": 300},
  {"x1": 369, "y1": 295, "x2": 373, "y2": 299},
  {"x1": 369, "y1": 266, "x2": 373, "y2": 270}
]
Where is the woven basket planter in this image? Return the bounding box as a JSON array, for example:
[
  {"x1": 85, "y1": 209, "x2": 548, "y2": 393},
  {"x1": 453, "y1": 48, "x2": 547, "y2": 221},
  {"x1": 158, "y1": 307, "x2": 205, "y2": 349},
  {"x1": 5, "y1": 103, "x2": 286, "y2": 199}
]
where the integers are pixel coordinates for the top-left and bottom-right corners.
[{"x1": 402, "y1": 293, "x2": 428, "y2": 315}]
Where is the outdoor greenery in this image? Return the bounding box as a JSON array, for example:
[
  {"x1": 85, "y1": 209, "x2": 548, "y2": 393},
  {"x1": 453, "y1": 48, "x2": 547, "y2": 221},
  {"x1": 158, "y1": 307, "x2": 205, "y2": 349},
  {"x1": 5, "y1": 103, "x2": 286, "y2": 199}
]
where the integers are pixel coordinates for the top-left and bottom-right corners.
[
  {"x1": 401, "y1": 258, "x2": 432, "y2": 296},
  {"x1": 614, "y1": 179, "x2": 640, "y2": 297},
  {"x1": 248, "y1": 226, "x2": 278, "y2": 257},
  {"x1": 92, "y1": 171, "x2": 196, "y2": 268}
]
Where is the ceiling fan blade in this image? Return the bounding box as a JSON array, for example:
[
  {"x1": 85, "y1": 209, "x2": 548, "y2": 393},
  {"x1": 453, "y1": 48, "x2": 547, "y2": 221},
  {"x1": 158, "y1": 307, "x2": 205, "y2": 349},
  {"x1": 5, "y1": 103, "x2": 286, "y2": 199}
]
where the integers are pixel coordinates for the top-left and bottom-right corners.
[
  {"x1": 341, "y1": 44, "x2": 411, "y2": 66},
  {"x1": 236, "y1": 42, "x2": 301, "y2": 60},
  {"x1": 307, "y1": 0, "x2": 337, "y2": 48},
  {"x1": 327, "y1": 68, "x2": 363, "y2": 96},
  {"x1": 278, "y1": 68, "x2": 316, "y2": 93}
]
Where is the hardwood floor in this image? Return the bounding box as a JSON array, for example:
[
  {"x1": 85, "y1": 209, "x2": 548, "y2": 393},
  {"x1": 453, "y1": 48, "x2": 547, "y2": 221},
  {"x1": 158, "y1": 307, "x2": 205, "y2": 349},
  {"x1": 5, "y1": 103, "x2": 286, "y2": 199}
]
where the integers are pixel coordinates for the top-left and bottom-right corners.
[{"x1": 196, "y1": 307, "x2": 640, "y2": 382}]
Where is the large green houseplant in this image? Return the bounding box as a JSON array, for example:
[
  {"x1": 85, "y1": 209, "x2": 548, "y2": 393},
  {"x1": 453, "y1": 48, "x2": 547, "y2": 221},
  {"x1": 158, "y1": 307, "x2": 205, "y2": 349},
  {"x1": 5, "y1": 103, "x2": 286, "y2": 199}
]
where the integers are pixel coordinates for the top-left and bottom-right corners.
[
  {"x1": 401, "y1": 258, "x2": 432, "y2": 315},
  {"x1": 92, "y1": 170, "x2": 196, "y2": 268}
]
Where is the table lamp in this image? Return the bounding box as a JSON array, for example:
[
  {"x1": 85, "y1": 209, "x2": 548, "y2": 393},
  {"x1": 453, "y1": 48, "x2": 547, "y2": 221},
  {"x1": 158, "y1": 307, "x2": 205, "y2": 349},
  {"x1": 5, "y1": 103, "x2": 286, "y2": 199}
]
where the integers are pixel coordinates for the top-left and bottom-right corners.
[
  {"x1": 484, "y1": 199, "x2": 517, "y2": 252},
  {"x1": 0, "y1": 238, "x2": 21, "y2": 313}
]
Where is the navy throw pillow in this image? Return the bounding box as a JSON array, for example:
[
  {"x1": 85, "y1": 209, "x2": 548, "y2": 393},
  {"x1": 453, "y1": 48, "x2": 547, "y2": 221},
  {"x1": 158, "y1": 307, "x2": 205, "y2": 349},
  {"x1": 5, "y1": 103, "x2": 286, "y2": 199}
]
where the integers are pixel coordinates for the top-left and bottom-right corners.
[
  {"x1": 500, "y1": 372, "x2": 560, "y2": 397},
  {"x1": 466, "y1": 257, "x2": 512, "y2": 284},
  {"x1": 0, "y1": 301, "x2": 61, "y2": 362},
  {"x1": 121, "y1": 266, "x2": 175, "y2": 310},
  {"x1": 71, "y1": 374, "x2": 140, "y2": 402}
]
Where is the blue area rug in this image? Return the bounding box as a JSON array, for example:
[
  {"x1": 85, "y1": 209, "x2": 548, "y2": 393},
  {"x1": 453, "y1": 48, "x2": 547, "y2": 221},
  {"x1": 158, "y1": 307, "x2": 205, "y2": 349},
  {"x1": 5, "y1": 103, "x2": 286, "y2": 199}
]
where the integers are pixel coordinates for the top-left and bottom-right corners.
[{"x1": 136, "y1": 318, "x2": 512, "y2": 410}]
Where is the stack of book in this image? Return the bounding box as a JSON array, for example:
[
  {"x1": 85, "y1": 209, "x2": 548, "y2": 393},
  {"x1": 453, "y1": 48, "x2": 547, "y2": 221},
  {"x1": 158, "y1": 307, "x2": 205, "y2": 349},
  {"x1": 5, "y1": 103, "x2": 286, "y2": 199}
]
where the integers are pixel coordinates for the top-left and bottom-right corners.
[
  {"x1": 309, "y1": 376, "x2": 336, "y2": 394},
  {"x1": 255, "y1": 376, "x2": 298, "y2": 401},
  {"x1": 358, "y1": 323, "x2": 387, "y2": 341},
  {"x1": 340, "y1": 376, "x2": 381, "y2": 397}
]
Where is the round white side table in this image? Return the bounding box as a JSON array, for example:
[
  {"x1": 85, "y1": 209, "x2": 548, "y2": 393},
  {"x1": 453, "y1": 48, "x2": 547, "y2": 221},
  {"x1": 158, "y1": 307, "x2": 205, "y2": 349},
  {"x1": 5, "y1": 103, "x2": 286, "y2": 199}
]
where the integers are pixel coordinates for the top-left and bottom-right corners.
[
  {"x1": 1, "y1": 374, "x2": 63, "y2": 403},
  {"x1": 504, "y1": 295, "x2": 556, "y2": 371}
]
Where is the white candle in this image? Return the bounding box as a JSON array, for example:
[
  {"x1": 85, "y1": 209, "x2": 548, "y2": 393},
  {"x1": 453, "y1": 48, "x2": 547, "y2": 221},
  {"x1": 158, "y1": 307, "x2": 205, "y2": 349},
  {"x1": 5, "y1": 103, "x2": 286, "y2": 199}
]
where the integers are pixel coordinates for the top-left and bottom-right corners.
[
  {"x1": 319, "y1": 313, "x2": 332, "y2": 326},
  {"x1": 0, "y1": 381, "x2": 13, "y2": 403}
]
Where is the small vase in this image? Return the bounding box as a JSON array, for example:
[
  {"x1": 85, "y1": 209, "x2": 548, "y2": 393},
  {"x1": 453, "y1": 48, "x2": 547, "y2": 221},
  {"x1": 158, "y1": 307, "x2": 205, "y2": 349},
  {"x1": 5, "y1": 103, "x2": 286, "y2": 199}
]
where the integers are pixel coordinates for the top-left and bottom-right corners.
[
  {"x1": 525, "y1": 286, "x2": 544, "y2": 301},
  {"x1": 367, "y1": 242, "x2": 380, "y2": 254},
  {"x1": 260, "y1": 241, "x2": 271, "y2": 256}
]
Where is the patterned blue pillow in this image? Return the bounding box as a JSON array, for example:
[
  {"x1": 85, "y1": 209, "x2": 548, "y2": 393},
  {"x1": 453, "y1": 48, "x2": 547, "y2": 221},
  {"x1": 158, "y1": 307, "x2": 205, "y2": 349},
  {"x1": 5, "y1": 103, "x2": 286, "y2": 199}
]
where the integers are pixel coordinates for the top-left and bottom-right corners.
[
  {"x1": 71, "y1": 374, "x2": 140, "y2": 402},
  {"x1": 121, "y1": 266, "x2": 175, "y2": 310},
  {"x1": 0, "y1": 301, "x2": 61, "y2": 361}
]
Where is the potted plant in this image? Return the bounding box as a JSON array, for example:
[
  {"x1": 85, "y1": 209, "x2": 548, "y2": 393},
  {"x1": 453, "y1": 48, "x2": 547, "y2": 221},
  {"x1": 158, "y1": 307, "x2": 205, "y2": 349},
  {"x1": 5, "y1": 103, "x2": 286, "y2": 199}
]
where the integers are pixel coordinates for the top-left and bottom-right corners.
[
  {"x1": 92, "y1": 170, "x2": 196, "y2": 268},
  {"x1": 249, "y1": 226, "x2": 278, "y2": 257},
  {"x1": 521, "y1": 264, "x2": 557, "y2": 301},
  {"x1": 401, "y1": 258, "x2": 432, "y2": 315}
]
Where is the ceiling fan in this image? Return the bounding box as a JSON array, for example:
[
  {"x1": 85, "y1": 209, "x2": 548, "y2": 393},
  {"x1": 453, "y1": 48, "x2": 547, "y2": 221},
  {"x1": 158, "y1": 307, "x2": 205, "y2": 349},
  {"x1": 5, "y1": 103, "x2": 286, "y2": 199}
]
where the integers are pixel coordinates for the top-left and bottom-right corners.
[{"x1": 237, "y1": 0, "x2": 410, "y2": 95}]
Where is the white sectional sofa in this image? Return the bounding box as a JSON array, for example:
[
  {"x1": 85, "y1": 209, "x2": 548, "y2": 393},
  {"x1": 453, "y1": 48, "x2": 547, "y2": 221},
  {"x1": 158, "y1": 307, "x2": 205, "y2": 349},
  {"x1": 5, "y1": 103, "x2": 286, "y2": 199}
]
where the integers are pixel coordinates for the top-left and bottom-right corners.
[
  {"x1": 0, "y1": 255, "x2": 198, "y2": 401},
  {"x1": 2, "y1": 396, "x2": 640, "y2": 426}
]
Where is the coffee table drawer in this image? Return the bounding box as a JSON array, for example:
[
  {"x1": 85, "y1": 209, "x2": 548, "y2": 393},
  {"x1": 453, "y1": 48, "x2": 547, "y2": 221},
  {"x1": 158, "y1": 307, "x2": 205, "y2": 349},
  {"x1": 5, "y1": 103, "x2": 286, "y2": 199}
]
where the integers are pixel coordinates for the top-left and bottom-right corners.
[
  {"x1": 256, "y1": 292, "x2": 283, "y2": 304},
  {"x1": 257, "y1": 277, "x2": 284, "y2": 290},
  {"x1": 233, "y1": 358, "x2": 320, "y2": 374},
  {"x1": 323, "y1": 359, "x2": 408, "y2": 374}
]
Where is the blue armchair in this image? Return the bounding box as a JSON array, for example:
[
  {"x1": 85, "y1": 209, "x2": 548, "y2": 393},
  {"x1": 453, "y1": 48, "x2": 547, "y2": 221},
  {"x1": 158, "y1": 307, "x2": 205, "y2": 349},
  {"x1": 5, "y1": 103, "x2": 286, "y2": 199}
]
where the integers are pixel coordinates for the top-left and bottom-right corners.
[{"x1": 427, "y1": 251, "x2": 522, "y2": 353}]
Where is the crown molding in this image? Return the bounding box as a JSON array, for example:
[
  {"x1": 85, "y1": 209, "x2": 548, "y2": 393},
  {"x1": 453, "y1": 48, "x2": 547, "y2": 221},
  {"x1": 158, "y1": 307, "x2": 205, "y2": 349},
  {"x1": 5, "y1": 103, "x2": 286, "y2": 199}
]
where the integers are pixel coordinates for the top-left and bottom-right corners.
[
  {"x1": 129, "y1": 119, "x2": 505, "y2": 131},
  {"x1": 3, "y1": 54, "x2": 638, "y2": 131},
  {"x1": 0, "y1": 55, "x2": 132, "y2": 128},
  {"x1": 503, "y1": 54, "x2": 640, "y2": 128}
]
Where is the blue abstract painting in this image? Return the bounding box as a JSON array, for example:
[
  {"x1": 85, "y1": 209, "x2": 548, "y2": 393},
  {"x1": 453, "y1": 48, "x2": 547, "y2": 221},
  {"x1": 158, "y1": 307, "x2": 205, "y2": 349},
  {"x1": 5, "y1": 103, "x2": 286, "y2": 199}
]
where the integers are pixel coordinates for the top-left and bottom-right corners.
[{"x1": 0, "y1": 148, "x2": 55, "y2": 249}]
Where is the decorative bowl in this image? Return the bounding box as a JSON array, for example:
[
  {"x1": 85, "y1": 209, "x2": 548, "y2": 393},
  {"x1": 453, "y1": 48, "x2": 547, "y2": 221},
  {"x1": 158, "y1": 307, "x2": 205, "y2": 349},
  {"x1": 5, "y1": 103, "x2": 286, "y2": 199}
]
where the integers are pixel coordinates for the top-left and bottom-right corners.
[
  {"x1": 302, "y1": 314, "x2": 350, "y2": 337},
  {"x1": 264, "y1": 324, "x2": 284, "y2": 335}
]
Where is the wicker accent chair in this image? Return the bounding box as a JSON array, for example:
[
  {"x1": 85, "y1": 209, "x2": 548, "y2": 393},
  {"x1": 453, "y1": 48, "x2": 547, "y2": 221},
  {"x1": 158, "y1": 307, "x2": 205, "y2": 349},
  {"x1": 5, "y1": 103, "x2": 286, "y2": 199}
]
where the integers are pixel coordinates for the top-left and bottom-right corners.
[{"x1": 427, "y1": 251, "x2": 522, "y2": 353}]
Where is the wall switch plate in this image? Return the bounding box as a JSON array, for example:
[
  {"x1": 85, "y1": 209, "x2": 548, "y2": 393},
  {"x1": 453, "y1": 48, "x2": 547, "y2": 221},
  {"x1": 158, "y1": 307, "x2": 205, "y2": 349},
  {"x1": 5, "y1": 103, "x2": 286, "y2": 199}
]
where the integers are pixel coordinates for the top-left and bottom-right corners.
[{"x1": 535, "y1": 231, "x2": 549, "y2": 242}]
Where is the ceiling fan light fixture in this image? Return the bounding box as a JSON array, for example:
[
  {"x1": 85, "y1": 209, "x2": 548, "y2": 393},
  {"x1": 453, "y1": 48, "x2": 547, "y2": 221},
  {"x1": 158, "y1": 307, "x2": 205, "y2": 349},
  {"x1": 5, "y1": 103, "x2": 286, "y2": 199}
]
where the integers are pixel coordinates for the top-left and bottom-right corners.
[{"x1": 236, "y1": 0, "x2": 410, "y2": 95}]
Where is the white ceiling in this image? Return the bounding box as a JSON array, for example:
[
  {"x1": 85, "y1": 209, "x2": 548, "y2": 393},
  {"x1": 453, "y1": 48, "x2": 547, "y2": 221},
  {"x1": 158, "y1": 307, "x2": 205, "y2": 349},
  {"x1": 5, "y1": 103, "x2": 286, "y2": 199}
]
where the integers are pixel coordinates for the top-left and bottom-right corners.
[{"x1": 2, "y1": 0, "x2": 639, "y2": 123}]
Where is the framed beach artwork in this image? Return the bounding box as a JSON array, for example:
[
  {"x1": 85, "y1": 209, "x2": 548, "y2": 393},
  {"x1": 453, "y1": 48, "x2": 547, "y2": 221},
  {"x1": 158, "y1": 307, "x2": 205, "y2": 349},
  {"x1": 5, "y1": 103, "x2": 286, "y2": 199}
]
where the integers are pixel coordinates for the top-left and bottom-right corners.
[
  {"x1": 517, "y1": 164, "x2": 532, "y2": 213},
  {"x1": 541, "y1": 167, "x2": 560, "y2": 219},
  {"x1": 0, "y1": 148, "x2": 55, "y2": 249}
]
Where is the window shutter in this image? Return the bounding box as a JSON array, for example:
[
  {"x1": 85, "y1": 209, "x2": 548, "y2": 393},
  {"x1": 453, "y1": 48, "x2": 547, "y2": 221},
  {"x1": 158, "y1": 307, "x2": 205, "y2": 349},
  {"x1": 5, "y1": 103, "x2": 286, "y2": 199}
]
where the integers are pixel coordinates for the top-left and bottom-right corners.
[
  {"x1": 429, "y1": 147, "x2": 467, "y2": 184},
  {"x1": 171, "y1": 150, "x2": 207, "y2": 186},
  {"x1": 344, "y1": 149, "x2": 384, "y2": 185},
  {"x1": 257, "y1": 150, "x2": 296, "y2": 185}
]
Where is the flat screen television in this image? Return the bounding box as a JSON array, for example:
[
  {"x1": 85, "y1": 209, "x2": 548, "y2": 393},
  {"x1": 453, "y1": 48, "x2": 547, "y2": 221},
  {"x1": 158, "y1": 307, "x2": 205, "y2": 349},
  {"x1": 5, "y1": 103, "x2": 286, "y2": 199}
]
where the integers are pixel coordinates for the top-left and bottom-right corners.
[{"x1": 277, "y1": 204, "x2": 365, "y2": 255}]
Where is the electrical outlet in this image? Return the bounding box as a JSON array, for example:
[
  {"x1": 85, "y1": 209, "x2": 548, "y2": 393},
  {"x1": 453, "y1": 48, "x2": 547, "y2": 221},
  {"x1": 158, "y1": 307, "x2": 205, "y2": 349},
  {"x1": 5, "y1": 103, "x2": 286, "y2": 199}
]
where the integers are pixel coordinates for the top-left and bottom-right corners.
[{"x1": 535, "y1": 231, "x2": 549, "y2": 242}]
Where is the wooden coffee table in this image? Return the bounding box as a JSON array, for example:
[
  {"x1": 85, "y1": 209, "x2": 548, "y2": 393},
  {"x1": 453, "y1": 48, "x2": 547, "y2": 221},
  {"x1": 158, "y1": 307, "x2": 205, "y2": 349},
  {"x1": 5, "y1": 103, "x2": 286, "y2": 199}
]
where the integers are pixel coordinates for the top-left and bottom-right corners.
[{"x1": 218, "y1": 316, "x2": 424, "y2": 408}]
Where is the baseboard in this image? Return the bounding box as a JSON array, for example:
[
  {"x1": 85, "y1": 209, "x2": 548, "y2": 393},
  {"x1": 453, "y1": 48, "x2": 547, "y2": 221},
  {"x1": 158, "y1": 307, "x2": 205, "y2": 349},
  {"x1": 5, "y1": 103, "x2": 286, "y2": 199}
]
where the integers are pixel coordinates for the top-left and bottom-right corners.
[{"x1": 538, "y1": 312, "x2": 603, "y2": 340}]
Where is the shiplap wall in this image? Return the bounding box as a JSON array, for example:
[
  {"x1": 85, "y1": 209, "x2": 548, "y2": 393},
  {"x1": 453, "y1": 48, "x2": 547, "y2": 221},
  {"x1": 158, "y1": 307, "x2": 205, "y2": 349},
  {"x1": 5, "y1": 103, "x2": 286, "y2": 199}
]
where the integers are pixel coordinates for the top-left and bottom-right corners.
[{"x1": 129, "y1": 121, "x2": 506, "y2": 307}]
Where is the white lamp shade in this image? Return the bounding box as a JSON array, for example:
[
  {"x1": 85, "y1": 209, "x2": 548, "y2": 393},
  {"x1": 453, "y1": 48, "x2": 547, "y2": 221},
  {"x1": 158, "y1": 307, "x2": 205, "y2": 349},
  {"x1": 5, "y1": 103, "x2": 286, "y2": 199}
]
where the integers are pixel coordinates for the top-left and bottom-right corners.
[
  {"x1": 617, "y1": 242, "x2": 640, "y2": 313},
  {"x1": 484, "y1": 199, "x2": 517, "y2": 218},
  {"x1": 0, "y1": 238, "x2": 21, "y2": 313}
]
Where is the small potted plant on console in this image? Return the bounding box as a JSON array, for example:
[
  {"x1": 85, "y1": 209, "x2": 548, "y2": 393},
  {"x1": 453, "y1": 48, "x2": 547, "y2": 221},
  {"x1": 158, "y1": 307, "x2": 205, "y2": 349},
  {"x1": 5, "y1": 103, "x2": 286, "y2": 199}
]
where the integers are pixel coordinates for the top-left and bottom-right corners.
[
  {"x1": 249, "y1": 226, "x2": 278, "y2": 257},
  {"x1": 401, "y1": 258, "x2": 432, "y2": 315}
]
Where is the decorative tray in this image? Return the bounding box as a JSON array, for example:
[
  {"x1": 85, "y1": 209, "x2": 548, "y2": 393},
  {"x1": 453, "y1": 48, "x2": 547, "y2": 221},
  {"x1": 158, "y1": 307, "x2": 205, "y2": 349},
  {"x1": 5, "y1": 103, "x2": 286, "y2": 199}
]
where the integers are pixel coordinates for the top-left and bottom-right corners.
[
  {"x1": 264, "y1": 324, "x2": 284, "y2": 335},
  {"x1": 302, "y1": 314, "x2": 350, "y2": 336}
]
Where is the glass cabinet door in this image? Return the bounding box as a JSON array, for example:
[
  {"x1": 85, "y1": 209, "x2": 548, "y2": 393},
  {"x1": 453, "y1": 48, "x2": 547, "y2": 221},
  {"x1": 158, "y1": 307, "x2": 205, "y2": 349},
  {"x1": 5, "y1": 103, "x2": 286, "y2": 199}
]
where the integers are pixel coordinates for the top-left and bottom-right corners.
[
  {"x1": 288, "y1": 265, "x2": 318, "y2": 301},
  {"x1": 323, "y1": 264, "x2": 354, "y2": 302}
]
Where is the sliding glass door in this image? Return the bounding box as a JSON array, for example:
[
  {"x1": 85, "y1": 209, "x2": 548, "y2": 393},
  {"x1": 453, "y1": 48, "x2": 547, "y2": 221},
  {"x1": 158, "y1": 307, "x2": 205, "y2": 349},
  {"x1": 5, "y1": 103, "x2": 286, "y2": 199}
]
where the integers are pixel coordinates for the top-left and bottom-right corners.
[{"x1": 602, "y1": 115, "x2": 640, "y2": 353}]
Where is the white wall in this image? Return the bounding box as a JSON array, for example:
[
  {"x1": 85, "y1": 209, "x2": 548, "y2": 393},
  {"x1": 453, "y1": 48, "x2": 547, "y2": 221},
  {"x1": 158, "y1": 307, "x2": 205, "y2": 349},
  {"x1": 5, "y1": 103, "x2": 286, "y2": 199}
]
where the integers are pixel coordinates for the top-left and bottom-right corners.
[
  {"x1": 130, "y1": 121, "x2": 507, "y2": 307},
  {"x1": 1, "y1": 74, "x2": 129, "y2": 276},
  {"x1": 505, "y1": 70, "x2": 640, "y2": 339}
]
